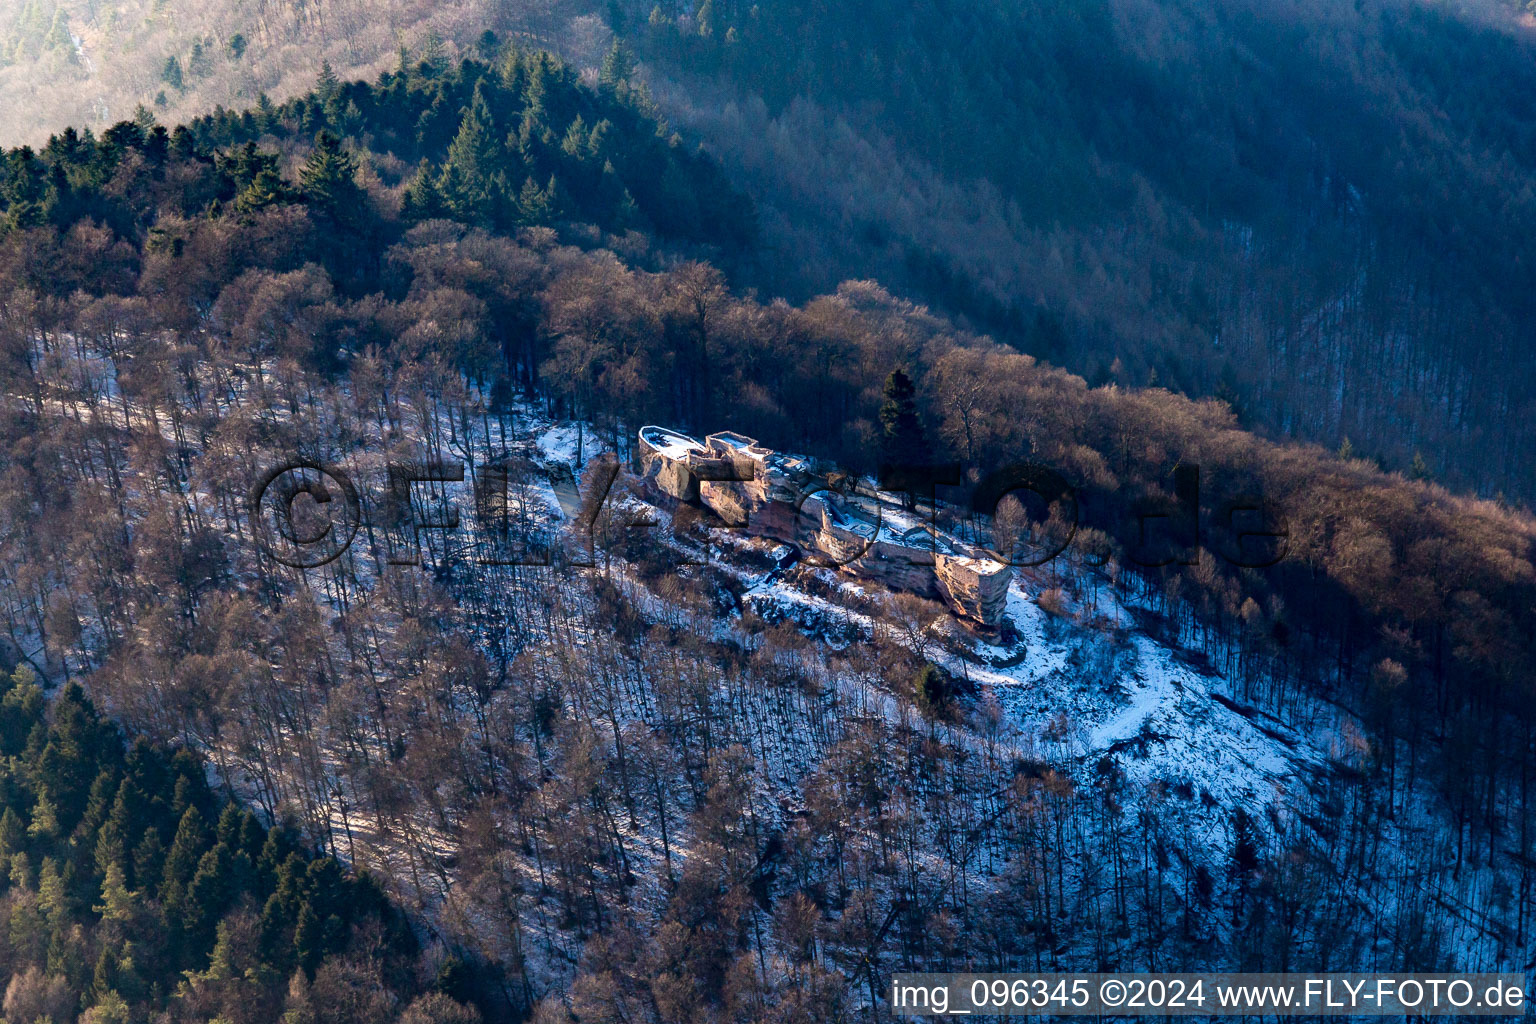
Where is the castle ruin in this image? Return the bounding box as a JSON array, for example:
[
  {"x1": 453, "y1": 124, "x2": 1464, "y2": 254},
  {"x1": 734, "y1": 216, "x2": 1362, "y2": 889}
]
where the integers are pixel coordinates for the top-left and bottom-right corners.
[{"x1": 637, "y1": 426, "x2": 1014, "y2": 627}]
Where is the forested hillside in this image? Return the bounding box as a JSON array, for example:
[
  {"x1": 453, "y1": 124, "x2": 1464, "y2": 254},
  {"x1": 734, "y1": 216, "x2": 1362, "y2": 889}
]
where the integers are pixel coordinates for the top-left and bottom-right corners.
[
  {"x1": 183, "y1": 48, "x2": 752, "y2": 254},
  {"x1": 0, "y1": 47, "x2": 751, "y2": 269},
  {"x1": 4, "y1": 55, "x2": 1536, "y2": 1018},
  {"x1": 12, "y1": 0, "x2": 1536, "y2": 503},
  {"x1": 629, "y1": 0, "x2": 1536, "y2": 500},
  {"x1": 0, "y1": 669, "x2": 481, "y2": 1024},
  {"x1": 0, "y1": 0, "x2": 602, "y2": 147}
]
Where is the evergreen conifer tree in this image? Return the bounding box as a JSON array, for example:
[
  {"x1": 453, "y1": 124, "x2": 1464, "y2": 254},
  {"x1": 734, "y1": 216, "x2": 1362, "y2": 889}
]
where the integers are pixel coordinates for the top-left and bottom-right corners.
[
  {"x1": 293, "y1": 900, "x2": 323, "y2": 975},
  {"x1": 160, "y1": 805, "x2": 207, "y2": 911},
  {"x1": 879, "y1": 367, "x2": 929, "y2": 467},
  {"x1": 234, "y1": 163, "x2": 289, "y2": 219},
  {"x1": 38, "y1": 857, "x2": 69, "y2": 927},
  {"x1": 599, "y1": 38, "x2": 637, "y2": 87},
  {"x1": 316, "y1": 61, "x2": 341, "y2": 103},
  {"x1": 401, "y1": 161, "x2": 442, "y2": 221},
  {"x1": 10, "y1": 851, "x2": 31, "y2": 890},
  {"x1": 95, "y1": 860, "x2": 134, "y2": 922},
  {"x1": 516, "y1": 175, "x2": 552, "y2": 223},
  {"x1": 131, "y1": 828, "x2": 164, "y2": 888},
  {"x1": 0, "y1": 805, "x2": 23, "y2": 863},
  {"x1": 1, "y1": 666, "x2": 44, "y2": 755},
  {"x1": 475, "y1": 29, "x2": 501, "y2": 62},
  {"x1": 27, "y1": 787, "x2": 60, "y2": 839},
  {"x1": 298, "y1": 131, "x2": 363, "y2": 222},
  {"x1": 438, "y1": 83, "x2": 503, "y2": 222},
  {"x1": 186, "y1": 843, "x2": 234, "y2": 935},
  {"x1": 189, "y1": 39, "x2": 212, "y2": 78}
]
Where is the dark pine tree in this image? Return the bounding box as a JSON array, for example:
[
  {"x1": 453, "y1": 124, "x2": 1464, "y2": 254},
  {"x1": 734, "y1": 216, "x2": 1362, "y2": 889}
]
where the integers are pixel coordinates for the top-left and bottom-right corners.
[
  {"x1": 879, "y1": 367, "x2": 928, "y2": 468},
  {"x1": 299, "y1": 131, "x2": 364, "y2": 222}
]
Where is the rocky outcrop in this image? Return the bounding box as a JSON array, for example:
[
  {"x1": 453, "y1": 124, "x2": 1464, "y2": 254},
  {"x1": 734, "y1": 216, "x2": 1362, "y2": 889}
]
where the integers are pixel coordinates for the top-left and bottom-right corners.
[
  {"x1": 637, "y1": 426, "x2": 704, "y2": 501},
  {"x1": 637, "y1": 426, "x2": 1014, "y2": 627},
  {"x1": 935, "y1": 554, "x2": 1012, "y2": 624}
]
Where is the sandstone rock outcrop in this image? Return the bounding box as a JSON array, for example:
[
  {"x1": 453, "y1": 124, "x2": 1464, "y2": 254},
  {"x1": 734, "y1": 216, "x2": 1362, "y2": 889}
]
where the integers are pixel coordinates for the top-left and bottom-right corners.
[{"x1": 638, "y1": 426, "x2": 1013, "y2": 627}]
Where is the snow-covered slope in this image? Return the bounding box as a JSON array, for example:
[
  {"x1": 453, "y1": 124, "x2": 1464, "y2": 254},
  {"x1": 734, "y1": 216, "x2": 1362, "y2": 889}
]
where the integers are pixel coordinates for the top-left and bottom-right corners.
[{"x1": 527, "y1": 414, "x2": 1331, "y2": 846}]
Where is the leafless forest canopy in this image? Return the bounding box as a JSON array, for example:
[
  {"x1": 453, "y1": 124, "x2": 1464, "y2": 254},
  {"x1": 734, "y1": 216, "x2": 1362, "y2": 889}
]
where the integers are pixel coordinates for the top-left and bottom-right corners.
[
  {"x1": 0, "y1": 0, "x2": 603, "y2": 144},
  {"x1": 628, "y1": 0, "x2": 1536, "y2": 503},
  {"x1": 9, "y1": 0, "x2": 1536, "y2": 499},
  {"x1": 3, "y1": 2, "x2": 1536, "y2": 1022}
]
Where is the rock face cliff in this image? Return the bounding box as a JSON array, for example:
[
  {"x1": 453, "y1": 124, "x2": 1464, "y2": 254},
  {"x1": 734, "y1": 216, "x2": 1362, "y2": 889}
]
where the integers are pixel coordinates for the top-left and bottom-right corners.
[{"x1": 638, "y1": 425, "x2": 1013, "y2": 627}]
